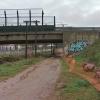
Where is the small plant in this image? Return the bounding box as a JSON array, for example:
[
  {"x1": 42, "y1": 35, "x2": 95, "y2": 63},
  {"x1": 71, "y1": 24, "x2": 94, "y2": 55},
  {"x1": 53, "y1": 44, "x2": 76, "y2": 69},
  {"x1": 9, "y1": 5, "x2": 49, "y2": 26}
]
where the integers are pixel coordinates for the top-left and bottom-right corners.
[{"x1": 0, "y1": 55, "x2": 23, "y2": 64}]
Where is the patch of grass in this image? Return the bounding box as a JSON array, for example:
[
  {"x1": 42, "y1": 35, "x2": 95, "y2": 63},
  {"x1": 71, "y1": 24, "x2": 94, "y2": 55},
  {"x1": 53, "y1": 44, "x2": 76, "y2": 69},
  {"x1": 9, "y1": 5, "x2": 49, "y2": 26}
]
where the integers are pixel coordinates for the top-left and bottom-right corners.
[
  {"x1": 75, "y1": 55, "x2": 86, "y2": 63},
  {"x1": 0, "y1": 55, "x2": 24, "y2": 64},
  {"x1": 0, "y1": 56, "x2": 45, "y2": 80},
  {"x1": 55, "y1": 59, "x2": 100, "y2": 100}
]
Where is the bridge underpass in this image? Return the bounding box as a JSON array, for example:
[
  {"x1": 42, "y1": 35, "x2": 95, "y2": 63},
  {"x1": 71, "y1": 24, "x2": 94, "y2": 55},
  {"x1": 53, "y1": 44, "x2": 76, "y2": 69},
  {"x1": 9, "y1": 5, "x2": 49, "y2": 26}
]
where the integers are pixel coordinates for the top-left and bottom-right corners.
[
  {"x1": 0, "y1": 31, "x2": 63, "y2": 57},
  {"x1": 0, "y1": 30, "x2": 99, "y2": 57},
  {"x1": 0, "y1": 8, "x2": 59, "y2": 57}
]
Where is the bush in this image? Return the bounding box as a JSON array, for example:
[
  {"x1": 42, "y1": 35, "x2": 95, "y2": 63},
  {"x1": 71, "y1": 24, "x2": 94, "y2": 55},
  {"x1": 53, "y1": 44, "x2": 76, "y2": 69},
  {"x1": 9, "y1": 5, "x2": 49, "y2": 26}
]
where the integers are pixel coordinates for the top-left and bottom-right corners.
[{"x1": 0, "y1": 55, "x2": 22, "y2": 63}]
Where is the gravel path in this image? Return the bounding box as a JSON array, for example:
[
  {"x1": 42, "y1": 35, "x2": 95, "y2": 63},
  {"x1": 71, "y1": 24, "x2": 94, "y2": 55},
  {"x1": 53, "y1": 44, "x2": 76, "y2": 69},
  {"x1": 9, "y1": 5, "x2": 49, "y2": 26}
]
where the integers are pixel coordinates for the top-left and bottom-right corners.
[{"x1": 0, "y1": 58, "x2": 60, "y2": 100}]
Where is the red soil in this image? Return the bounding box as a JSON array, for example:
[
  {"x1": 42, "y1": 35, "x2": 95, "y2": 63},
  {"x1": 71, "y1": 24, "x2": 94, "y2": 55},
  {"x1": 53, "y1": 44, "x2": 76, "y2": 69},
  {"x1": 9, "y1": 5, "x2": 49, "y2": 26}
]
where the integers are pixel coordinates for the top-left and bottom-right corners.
[{"x1": 64, "y1": 56, "x2": 100, "y2": 92}]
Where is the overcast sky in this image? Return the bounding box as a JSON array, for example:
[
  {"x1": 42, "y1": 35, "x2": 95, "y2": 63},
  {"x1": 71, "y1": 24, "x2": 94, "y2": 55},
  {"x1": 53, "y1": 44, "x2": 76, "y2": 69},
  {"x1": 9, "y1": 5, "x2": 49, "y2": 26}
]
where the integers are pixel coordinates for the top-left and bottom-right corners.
[{"x1": 0, "y1": 0, "x2": 100, "y2": 27}]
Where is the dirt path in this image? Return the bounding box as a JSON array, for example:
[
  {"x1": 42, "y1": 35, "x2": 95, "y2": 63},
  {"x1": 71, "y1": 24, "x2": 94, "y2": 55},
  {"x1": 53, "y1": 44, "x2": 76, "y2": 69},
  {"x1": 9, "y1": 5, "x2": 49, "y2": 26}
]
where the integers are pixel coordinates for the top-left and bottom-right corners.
[{"x1": 0, "y1": 58, "x2": 60, "y2": 100}]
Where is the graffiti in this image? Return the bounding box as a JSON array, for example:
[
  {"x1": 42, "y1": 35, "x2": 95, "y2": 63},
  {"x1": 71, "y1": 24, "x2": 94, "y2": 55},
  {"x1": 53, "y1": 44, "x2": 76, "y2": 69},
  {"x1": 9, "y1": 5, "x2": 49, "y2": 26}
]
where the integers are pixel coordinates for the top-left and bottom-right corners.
[{"x1": 68, "y1": 40, "x2": 88, "y2": 53}]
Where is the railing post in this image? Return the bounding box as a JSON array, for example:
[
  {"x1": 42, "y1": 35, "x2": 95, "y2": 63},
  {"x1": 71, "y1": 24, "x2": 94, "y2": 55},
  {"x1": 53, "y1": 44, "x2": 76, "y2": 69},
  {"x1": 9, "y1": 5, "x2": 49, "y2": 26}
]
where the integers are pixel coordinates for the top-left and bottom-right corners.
[
  {"x1": 17, "y1": 10, "x2": 19, "y2": 26},
  {"x1": 54, "y1": 16, "x2": 56, "y2": 27},
  {"x1": 4, "y1": 10, "x2": 7, "y2": 26},
  {"x1": 42, "y1": 10, "x2": 44, "y2": 26},
  {"x1": 29, "y1": 10, "x2": 31, "y2": 26}
]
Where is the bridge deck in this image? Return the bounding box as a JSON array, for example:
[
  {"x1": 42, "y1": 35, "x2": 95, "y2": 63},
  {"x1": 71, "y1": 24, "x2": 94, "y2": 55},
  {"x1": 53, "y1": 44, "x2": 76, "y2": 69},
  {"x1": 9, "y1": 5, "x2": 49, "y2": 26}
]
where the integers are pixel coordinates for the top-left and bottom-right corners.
[{"x1": 0, "y1": 31, "x2": 63, "y2": 44}]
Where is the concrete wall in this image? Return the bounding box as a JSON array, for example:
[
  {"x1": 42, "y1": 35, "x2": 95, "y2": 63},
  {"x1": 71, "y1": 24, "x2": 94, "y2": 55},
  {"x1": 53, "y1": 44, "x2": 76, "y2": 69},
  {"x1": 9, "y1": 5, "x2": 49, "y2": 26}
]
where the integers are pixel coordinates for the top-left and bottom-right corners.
[{"x1": 63, "y1": 31, "x2": 100, "y2": 54}]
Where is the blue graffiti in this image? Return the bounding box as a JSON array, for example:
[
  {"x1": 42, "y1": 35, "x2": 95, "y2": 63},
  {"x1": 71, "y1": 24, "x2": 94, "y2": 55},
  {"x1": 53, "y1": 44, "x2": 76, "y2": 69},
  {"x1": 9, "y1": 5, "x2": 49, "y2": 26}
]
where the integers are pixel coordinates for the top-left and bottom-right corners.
[{"x1": 68, "y1": 40, "x2": 88, "y2": 53}]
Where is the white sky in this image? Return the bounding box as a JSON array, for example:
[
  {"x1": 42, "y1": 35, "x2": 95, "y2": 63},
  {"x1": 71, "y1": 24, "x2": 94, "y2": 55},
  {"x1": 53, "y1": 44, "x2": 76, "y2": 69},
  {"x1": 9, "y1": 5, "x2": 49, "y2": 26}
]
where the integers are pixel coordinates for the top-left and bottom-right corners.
[{"x1": 0, "y1": 0, "x2": 100, "y2": 27}]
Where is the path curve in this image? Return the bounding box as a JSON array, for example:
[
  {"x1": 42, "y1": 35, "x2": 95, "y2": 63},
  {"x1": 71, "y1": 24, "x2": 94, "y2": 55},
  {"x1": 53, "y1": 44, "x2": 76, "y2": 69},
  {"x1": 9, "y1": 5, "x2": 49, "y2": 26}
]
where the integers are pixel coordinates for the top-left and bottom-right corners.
[{"x1": 0, "y1": 58, "x2": 60, "y2": 100}]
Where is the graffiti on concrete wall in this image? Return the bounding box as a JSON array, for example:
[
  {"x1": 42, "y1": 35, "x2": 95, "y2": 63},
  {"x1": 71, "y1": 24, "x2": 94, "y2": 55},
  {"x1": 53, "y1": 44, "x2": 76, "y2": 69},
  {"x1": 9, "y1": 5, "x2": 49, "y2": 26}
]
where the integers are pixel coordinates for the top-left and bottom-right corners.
[{"x1": 68, "y1": 40, "x2": 88, "y2": 53}]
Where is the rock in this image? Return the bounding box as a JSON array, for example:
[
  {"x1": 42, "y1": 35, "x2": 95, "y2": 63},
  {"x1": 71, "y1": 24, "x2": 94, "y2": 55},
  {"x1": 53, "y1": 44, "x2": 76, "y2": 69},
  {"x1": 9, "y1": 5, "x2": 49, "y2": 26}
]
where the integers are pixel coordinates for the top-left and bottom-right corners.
[
  {"x1": 95, "y1": 69, "x2": 100, "y2": 79},
  {"x1": 56, "y1": 82, "x2": 66, "y2": 89},
  {"x1": 82, "y1": 63, "x2": 95, "y2": 72}
]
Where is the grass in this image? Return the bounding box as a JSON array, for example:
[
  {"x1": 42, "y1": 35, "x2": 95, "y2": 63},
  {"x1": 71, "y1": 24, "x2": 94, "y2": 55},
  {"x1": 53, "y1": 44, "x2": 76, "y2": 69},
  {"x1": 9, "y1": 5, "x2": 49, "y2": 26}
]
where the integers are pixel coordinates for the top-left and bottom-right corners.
[
  {"x1": 0, "y1": 56, "x2": 45, "y2": 80},
  {"x1": 55, "y1": 59, "x2": 100, "y2": 100}
]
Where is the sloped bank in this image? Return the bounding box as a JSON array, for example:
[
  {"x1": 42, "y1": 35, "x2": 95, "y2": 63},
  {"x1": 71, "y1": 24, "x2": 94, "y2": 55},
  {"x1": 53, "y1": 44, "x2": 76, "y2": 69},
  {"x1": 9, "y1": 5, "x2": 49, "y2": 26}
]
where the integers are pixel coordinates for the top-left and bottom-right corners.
[{"x1": 54, "y1": 58, "x2": 100, "y2": 100}]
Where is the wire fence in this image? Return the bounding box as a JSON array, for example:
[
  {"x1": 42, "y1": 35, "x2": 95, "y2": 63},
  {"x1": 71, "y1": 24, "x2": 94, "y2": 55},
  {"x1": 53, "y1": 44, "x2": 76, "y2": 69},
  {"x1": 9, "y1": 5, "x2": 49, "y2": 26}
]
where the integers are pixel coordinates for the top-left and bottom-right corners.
[{"x1": 0, "y1": 8, "x2": 55, "y2": 26}]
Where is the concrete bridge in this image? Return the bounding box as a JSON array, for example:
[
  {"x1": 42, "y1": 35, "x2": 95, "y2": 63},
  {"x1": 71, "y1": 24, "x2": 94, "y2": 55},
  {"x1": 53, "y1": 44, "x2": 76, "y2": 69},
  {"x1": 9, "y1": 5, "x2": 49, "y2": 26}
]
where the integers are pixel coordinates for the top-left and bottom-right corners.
[
  {"x1": 0, "y1": 8, "x2": 100, "y2": 56},
  {"x1": 0, "y1": 27, "x2": 100, "y2": 56},
  {"x1": 0, "y1": 27, "x2": 99, "y2": 44}
]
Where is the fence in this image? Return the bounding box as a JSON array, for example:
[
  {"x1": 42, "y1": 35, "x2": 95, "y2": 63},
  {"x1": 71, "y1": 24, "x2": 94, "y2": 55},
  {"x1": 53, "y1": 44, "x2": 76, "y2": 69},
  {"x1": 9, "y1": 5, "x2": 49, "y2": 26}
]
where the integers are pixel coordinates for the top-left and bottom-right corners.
[{"x1": 0, "y1": 8, "x2": 55, "y2": 32}]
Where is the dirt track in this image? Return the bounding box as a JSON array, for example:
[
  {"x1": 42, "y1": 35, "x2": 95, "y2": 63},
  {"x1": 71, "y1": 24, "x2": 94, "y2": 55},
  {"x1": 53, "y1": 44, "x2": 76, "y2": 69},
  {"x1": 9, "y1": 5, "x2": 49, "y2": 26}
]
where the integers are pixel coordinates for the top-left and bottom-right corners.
[{"x1": 0, "y1": 58, "x2": 60, "y2": 100}]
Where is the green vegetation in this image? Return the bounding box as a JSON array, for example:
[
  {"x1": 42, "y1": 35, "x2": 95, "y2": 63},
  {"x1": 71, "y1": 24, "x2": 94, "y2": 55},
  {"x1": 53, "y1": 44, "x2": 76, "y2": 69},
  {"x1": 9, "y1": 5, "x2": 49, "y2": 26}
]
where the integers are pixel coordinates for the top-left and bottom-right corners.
[
  {"x1": 75, "y1": 39, "x2": 100, "y2": 67},
  {"x1": 0, "y1": 56, "x2": 44, "y2": 80},
  {"x1": 0, "y1": 55, "x2": 23, "y2": 64},
  {"x1": 56, "y1": 59, "x2": 100, "y2": 100}
]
